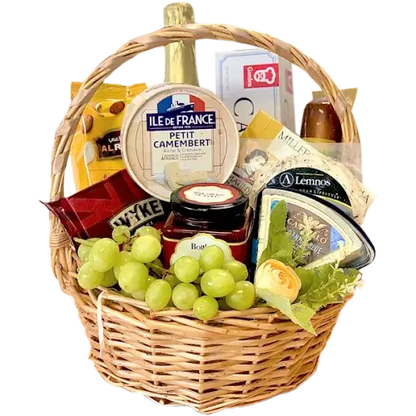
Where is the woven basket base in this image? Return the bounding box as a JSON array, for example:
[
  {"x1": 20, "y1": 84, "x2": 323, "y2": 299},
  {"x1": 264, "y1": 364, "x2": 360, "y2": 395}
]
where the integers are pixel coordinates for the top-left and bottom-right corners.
[{"x1": 72, "y1": 289, "x2": 343, "y2": 414}]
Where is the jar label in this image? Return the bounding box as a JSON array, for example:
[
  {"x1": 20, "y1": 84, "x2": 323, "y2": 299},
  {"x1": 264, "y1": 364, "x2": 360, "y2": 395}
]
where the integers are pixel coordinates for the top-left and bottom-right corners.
[
  {"x1": 162, "y1": 233, "x2": 250, "y2": 267},
  {"x1": 183, "y1": 185, "x2": 235, "y2": 204}
]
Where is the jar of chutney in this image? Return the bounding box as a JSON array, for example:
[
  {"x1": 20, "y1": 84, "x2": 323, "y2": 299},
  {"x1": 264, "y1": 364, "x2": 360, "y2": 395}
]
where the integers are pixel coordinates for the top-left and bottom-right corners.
[{"x1": 162, "y1": 183, "x2": 253, "y2": 266}]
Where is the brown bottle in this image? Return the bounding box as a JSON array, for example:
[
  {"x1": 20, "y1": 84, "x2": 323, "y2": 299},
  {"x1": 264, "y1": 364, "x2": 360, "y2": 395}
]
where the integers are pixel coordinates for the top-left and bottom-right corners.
[{"x1": 300, "y1": 97, "x2": 342, "y2": 143}]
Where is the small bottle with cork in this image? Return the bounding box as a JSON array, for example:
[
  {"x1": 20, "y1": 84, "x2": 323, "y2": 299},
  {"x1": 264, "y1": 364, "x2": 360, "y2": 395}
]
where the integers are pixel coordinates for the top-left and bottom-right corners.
[
  {"x1": 299, "y1": 89, "x2": 362, "y2": 178},
  {"x1": 300, "y1": 89, "x2": 357, "y2": 144}
]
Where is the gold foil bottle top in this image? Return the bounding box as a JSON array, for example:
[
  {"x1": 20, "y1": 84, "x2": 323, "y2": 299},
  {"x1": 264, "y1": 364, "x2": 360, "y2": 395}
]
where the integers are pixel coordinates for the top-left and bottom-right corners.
[{"x1": 164, "y1": 3, "x2": 199, "y2": 86}]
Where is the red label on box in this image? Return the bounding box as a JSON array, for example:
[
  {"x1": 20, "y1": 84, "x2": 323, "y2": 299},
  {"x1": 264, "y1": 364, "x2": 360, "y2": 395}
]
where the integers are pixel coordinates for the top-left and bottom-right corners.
[
  {"x1": 285, "y1": 69, "x2": 293, "y2": 94},
  {"x1": 244, "y1": 63, "x2": 279, "y2": 88}
]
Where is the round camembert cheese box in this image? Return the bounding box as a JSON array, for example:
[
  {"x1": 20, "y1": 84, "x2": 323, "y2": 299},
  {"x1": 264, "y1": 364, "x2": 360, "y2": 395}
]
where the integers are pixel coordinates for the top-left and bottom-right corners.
[{"x1": 121, "y1": 84, "x2": 239, "y2": 202}]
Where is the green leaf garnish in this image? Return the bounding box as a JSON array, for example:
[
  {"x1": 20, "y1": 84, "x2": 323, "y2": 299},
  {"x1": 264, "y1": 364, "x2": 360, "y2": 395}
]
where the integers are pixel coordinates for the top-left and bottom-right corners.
[
  {"x1": 295, "y1": 267, "x2": 315, "y2": 296},
  {"x1": 299, "y1": 264, "x2": 361, "y2": 310},
  {"x1": 257, "y1": 288, "x2": 316, "y2": 335},
  {"x1": 258, "y1": 201, "x2": 295, "y2": 267},
  {"x1": 255, "y1": 200, "x2": 362, "y2": 334},
  {"x1": 269, "y1": 200, "x2": 288, "y2": 243}
]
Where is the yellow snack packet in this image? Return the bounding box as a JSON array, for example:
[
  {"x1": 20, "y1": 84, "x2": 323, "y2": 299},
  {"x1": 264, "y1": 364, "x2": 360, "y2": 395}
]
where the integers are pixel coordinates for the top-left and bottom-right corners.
[{"x1": 70, "y1": 82, "x2": 147, "y2": 191}]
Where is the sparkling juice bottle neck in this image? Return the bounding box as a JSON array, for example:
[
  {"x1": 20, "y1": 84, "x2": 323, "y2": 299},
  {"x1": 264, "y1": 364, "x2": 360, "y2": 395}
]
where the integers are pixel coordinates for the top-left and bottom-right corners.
[{"x1": 164, "y1": 3, "x2": 199, "y2": 86}]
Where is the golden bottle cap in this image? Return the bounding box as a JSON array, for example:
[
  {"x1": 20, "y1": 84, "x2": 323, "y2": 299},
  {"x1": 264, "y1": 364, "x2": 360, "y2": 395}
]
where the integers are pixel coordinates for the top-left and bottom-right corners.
[{"x1": 163, "y1": 3, "x2": 199, "y2": 86}]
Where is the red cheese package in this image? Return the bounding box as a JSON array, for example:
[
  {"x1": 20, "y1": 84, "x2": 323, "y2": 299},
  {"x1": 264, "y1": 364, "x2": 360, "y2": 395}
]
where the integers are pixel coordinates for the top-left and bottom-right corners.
[{"x1": 43, "y1": 170, "x2": 169, "y2": 239}]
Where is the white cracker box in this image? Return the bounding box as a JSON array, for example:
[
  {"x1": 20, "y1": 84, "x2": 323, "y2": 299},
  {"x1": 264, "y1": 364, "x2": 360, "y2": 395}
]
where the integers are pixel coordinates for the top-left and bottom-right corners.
[{"x1": 216, "y1": 49, "x2": 295, "y2": 134}]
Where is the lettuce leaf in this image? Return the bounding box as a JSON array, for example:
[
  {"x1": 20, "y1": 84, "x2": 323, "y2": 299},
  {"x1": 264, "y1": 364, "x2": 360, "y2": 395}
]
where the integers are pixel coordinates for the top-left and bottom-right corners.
[
  {"x1": 258, "y1": 201, "x2": 295, "y2": 267},
  {"x1": 269, "y1": 200, "x2": 288, "y2": 237},
  {"x1": 299, "y1": 264, "x2": 361, "y2": 310},
  {"x1": 257, "y1": 288, "x2": 316, "y2": 335},
  {"x1": 295, "y1": 267, "x2": 315, "y2": 296}
]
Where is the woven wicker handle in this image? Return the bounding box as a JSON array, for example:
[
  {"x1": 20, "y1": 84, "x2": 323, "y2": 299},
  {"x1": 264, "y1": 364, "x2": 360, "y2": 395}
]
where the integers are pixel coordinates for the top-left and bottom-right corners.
[{"x1": 50, "y1": 23, "x2": 359, "y2": 201}]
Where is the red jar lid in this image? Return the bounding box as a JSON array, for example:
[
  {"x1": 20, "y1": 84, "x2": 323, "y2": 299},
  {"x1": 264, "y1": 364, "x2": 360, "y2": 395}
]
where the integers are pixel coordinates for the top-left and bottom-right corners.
[{"x1": 171, "y1": 183, "x2": 248, "y2": 222}]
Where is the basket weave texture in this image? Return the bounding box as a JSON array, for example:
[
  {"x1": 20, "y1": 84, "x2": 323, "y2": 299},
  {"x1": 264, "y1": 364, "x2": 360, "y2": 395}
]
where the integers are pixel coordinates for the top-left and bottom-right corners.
[{"x1": 49, "y1": 24, "x2": 359, "y2": 414}]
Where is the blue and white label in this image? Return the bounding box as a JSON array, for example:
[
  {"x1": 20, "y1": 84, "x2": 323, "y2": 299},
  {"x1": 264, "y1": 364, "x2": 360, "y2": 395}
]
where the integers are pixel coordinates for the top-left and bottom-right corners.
[
  {"x1": 147, "y1": 112, "x2": 216, "y2": 131},
  {"x1": 146, "y1": 93, "x2": 216, "y2": 131}
]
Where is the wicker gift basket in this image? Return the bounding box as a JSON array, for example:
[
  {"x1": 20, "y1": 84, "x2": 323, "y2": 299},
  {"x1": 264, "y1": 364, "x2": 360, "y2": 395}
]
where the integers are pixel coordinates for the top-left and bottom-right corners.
[{"x1": 49, "y1": 23, "x2": 360, "y2": 414}]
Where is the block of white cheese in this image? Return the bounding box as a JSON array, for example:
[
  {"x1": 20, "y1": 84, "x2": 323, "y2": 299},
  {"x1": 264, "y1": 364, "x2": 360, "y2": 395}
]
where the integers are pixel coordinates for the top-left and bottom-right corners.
[{"x1": 163, "y1": 162, "x2": 209, "y2": 191}]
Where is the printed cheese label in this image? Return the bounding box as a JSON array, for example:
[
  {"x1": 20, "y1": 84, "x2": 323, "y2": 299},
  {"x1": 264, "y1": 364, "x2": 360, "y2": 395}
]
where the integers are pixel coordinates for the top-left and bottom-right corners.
[
  {"x1": 268, "y1": 167, "x2": 353, "y2": 216},
  {"x1": 146, "y1": 94, "x2": 216, "y2": 131},
  {"x1": 147, "y1": 93, "x2": 214, "y2": 175},
  {"x1": 256, "y1": 197, "x2": 346, "y2": 265},
  {"x1": 123, "y1": 85, "x2": 239, "y2": 202},
  {"x1": 277, "y1": 199, "x2": 346, "y2": 263}
]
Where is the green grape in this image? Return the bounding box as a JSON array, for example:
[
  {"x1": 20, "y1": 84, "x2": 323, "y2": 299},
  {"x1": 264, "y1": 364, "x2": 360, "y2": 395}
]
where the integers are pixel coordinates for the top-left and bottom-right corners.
[
  {"x1": 101, "y1": 268, "x2": 118, "y2": 288},
  {"x1": 196, "y1": 284, "x2": 203, "y2": 297},
  {"x1": 114, "y1": 251, "x2": 135, "y2": 279},
  {"x1": 78, "y1": 244, "x2": 92, "y2": 264},
  {"x1": 164, "y1": 273, "x2": 180, "y2": 288},
  {"x1": 217, "y1": 297, "x2": 231, "y2": 311},
  {"x1": 88, "y1": 238, "x2": 101, "y2": 243},
  {"x1": 201, "y1": 269, "x2": 235, "y2": 298},
  {"x1": 89, "y1": 238, "x2": 120, "y2": 272},
  {"x1": 223, "y1": 260, "x2": 249, "y2": 282},
  {"x1": 193, "y1": 296, "x2": 219, "y2": 320},
  {"x1": 172, "y1": 283, "x2": 199, "y2": 310},
  {"x1": 199, "y1": 246, "x2": 225, "y2": 272},
  {"x1": 134, "y1": 226, "x2": 161, "y2": 242},
  {"x1": 145, "y1": 280, "x2": 172, "y2": 311},
  {"x1": 148, "y1": 258, "x2": 164, "y2": 277},
  {"x1": 225, "y1": 281, "x2": 255, "y2": 311},
  {"x1": 119, "y1": 289, "x2": 132, "y2": 298},
  {"x1": 132, "y1": 276, "x2": 157, "y2": 300},
  {"x1": 118, "y1": 262, "x2": 149, "y2": 293},
  {"x1": 131, "y1": 235, "x2": 162, "y2": 263},
  {"x1": 77, "y1": 238, "x2": 100, "y2": 264},
  {"x1": 167, "y1": 298, "x2": 175, "y2": 307},
  {"x1": 174, "y1": 256, "x2": 200, "y2": 283},
  {"x1": 77, "y1": 262, "x2": 104, "y2": 290},
  {"x1": 112, "y1": 225, "x2": 131, "y2": 244}
]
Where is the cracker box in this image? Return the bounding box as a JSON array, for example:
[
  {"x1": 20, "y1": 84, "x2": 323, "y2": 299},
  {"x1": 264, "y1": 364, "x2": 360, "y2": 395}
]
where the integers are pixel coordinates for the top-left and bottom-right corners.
[{"x1": 216, "y1": 49, "x2": 295, "y2": 134}]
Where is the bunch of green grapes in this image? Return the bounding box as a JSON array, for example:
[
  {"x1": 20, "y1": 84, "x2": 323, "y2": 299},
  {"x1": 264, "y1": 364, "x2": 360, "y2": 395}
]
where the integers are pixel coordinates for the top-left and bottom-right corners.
[
  {"x1": 166, "y1": 245, "x2": 255, "y2": 320},
  {"x1": 75, "y1": 225, "x2": 162, "y2": 292},
  {"x1": 76, "y1": 229, "x2": 255, "y2": 321}
]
